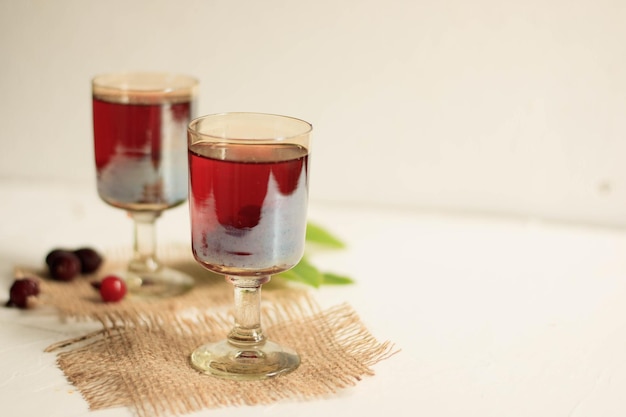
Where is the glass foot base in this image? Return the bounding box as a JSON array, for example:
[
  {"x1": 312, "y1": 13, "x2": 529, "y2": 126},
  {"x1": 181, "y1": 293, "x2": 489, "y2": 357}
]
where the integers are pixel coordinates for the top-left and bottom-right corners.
[
  {"x1": 190, "y1": 340, "x2": 300, "y2": 380},
  {"x1": 122, "y1": 267, "x2": 194, "y2": 298}
]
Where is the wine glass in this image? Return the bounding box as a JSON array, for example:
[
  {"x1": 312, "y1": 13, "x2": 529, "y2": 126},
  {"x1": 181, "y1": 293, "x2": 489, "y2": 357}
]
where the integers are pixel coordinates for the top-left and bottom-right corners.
[
  {"x1": 92, "y1": 72, "x2": 198, "y2": 297},
  {"x1": 187, "y1": 112, "x2": 312, "y2": 380}
]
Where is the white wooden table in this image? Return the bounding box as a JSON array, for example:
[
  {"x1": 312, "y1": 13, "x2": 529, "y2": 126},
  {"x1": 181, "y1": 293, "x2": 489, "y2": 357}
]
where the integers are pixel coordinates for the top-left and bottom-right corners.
[{"x1": 2, "y1": 179, "x2": 626, "y2": 417}]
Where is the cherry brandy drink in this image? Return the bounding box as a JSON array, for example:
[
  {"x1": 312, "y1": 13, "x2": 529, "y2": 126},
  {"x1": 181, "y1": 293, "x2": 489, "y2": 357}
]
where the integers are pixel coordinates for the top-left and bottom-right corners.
[
  {"x1": 187, "y1": 112, "x2": 312, "y2": 380},
  {"x1": 93, "y1": 98, "x2": 192, "y2": 211},
  {"x1": 188, "y1": 142, "x2": 309, "y2": 276},
  {"x1": 92, "y1": 72, "x2": 198, "y2": 297}
]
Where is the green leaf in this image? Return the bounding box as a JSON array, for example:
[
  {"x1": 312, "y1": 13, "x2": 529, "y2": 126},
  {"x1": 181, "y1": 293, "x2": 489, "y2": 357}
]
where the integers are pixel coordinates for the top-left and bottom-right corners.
[
  {"x1": 277, "y1": 257, "x2": 323, "y2": 288},
  {"x1": 321, "y1": 272, "x2": 354, "y2": 285},
  {"x1": 276, "y1": 259, "x2": 354, "y2": 288},
  {"x1": 274, "y1": 221, "x2": 354, "y2": 288},
  {"x1": 306, "y1": 222, "x2": 346, "y2": 249}
]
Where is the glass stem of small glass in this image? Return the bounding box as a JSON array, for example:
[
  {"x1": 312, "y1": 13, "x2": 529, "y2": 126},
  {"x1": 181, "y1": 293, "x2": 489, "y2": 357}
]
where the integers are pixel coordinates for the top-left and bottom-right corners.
[
  {"x1": 128, "y1": 211, "x2": 161, "y2": 277},
  {"x1": 123, "y1": 211, "x2": 193, "y2": 297}
]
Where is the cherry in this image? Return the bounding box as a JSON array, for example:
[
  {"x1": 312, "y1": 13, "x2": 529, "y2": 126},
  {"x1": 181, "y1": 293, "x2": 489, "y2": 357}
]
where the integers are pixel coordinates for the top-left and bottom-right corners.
[
  {"x1": 45, "y1": 248, "x2": 69, "y2": 267},
  {"x1": 73, "y1": 247, "x2": 103, "y2": 274},
  {"x1": 46, "y1": 247, "x2": 104, "y2": 279},
  {"x1": 99, "y1": 275, "x2": 126, "y2": 302},
  {"x1": 7, "y1": 278, "x2": 40, "y2": 309},
  {"x1": 48, "y1": 251, "x2": 81, "y2": 281}
]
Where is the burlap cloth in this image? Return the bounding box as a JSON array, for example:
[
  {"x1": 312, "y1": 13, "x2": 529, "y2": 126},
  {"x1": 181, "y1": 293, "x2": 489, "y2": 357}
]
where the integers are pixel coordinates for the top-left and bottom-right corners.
[{"x1": 24, "y1": 246, "x2": 396, "y2": 417}]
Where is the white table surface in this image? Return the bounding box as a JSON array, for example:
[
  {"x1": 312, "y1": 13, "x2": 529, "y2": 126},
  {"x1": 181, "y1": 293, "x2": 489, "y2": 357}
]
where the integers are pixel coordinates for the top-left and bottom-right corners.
[{"x1": 2, "y1": 179, "x2": 626, "y2": 417}]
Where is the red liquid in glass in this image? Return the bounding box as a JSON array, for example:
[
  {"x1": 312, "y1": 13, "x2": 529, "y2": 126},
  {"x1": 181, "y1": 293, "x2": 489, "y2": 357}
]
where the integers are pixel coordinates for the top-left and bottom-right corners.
[
  {"x1": 93, "y1": 98, "x2": 192, "y2": 211},
  {"x1": 188, "y1": 142, "x2": 309, "y2": 275}
]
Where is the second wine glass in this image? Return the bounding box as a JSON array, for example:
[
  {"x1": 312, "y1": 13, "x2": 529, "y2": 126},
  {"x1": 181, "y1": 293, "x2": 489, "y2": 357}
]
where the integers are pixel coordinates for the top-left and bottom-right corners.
[{"x1": 92, "y1": 72, "x2": 198, "y2": 297}]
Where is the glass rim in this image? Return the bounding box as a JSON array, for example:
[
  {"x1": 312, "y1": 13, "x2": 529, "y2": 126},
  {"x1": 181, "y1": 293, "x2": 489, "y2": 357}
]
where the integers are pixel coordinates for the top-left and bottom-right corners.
[
  {"x1": 187, "y1": 112, "x2": 313, "y2": 142},
  {"x1": 92, "y1": 71, "x2": 199, "y2": 104},
  {"x1": 92, "y1": 71, "x2": 199, "y2": 92}
]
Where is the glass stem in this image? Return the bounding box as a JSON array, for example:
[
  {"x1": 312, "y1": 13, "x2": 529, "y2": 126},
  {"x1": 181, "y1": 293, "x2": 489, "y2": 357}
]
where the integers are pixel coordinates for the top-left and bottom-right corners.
[
  {"x1": 128, "y1": 211, "x2": 161, "y2": 274},
  {"x1": 226, "y1": 276, "x2": 270, "y2": 347}
]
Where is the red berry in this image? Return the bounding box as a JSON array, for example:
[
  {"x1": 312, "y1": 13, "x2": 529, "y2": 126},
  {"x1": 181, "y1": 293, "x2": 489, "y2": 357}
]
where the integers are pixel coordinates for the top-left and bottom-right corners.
[
  {"x1": 99, "y1": 275, "x2": 126, "y2": 302},
  {"x1": 48, "y1": 251, "x2": 81, "y2": 281},
  {"x1": 7, "y1": 278, "x2": 40, "y2": 309}
]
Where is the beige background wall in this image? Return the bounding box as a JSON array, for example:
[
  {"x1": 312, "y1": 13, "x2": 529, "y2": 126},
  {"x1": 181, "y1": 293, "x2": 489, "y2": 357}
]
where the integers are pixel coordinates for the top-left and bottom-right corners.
[{"x1": 1, "y1": 0, "x2": 625, "y2": 226}]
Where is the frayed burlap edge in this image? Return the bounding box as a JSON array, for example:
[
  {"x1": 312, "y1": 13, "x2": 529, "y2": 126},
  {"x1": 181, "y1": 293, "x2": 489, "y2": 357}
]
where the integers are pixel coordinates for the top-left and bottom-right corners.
[{"x1": 46, "y1": 302, "x2": 398, "y2": 417}]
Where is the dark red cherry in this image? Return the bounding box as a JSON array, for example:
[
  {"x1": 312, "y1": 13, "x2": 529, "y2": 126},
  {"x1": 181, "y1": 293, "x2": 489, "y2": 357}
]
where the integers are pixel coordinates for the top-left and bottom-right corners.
[
  {"x1": 7, "y1": 278, "x2": 40, "y2": 309},
  {"x1": 48, "y1": 251, "x2": 81, "y2": 281},
  {"x1": 73, "y1": 247, "x2": 103, "y2": 274},
  {"x1": 45, "y1": 248, "x2": 69, "y2": 267}
]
